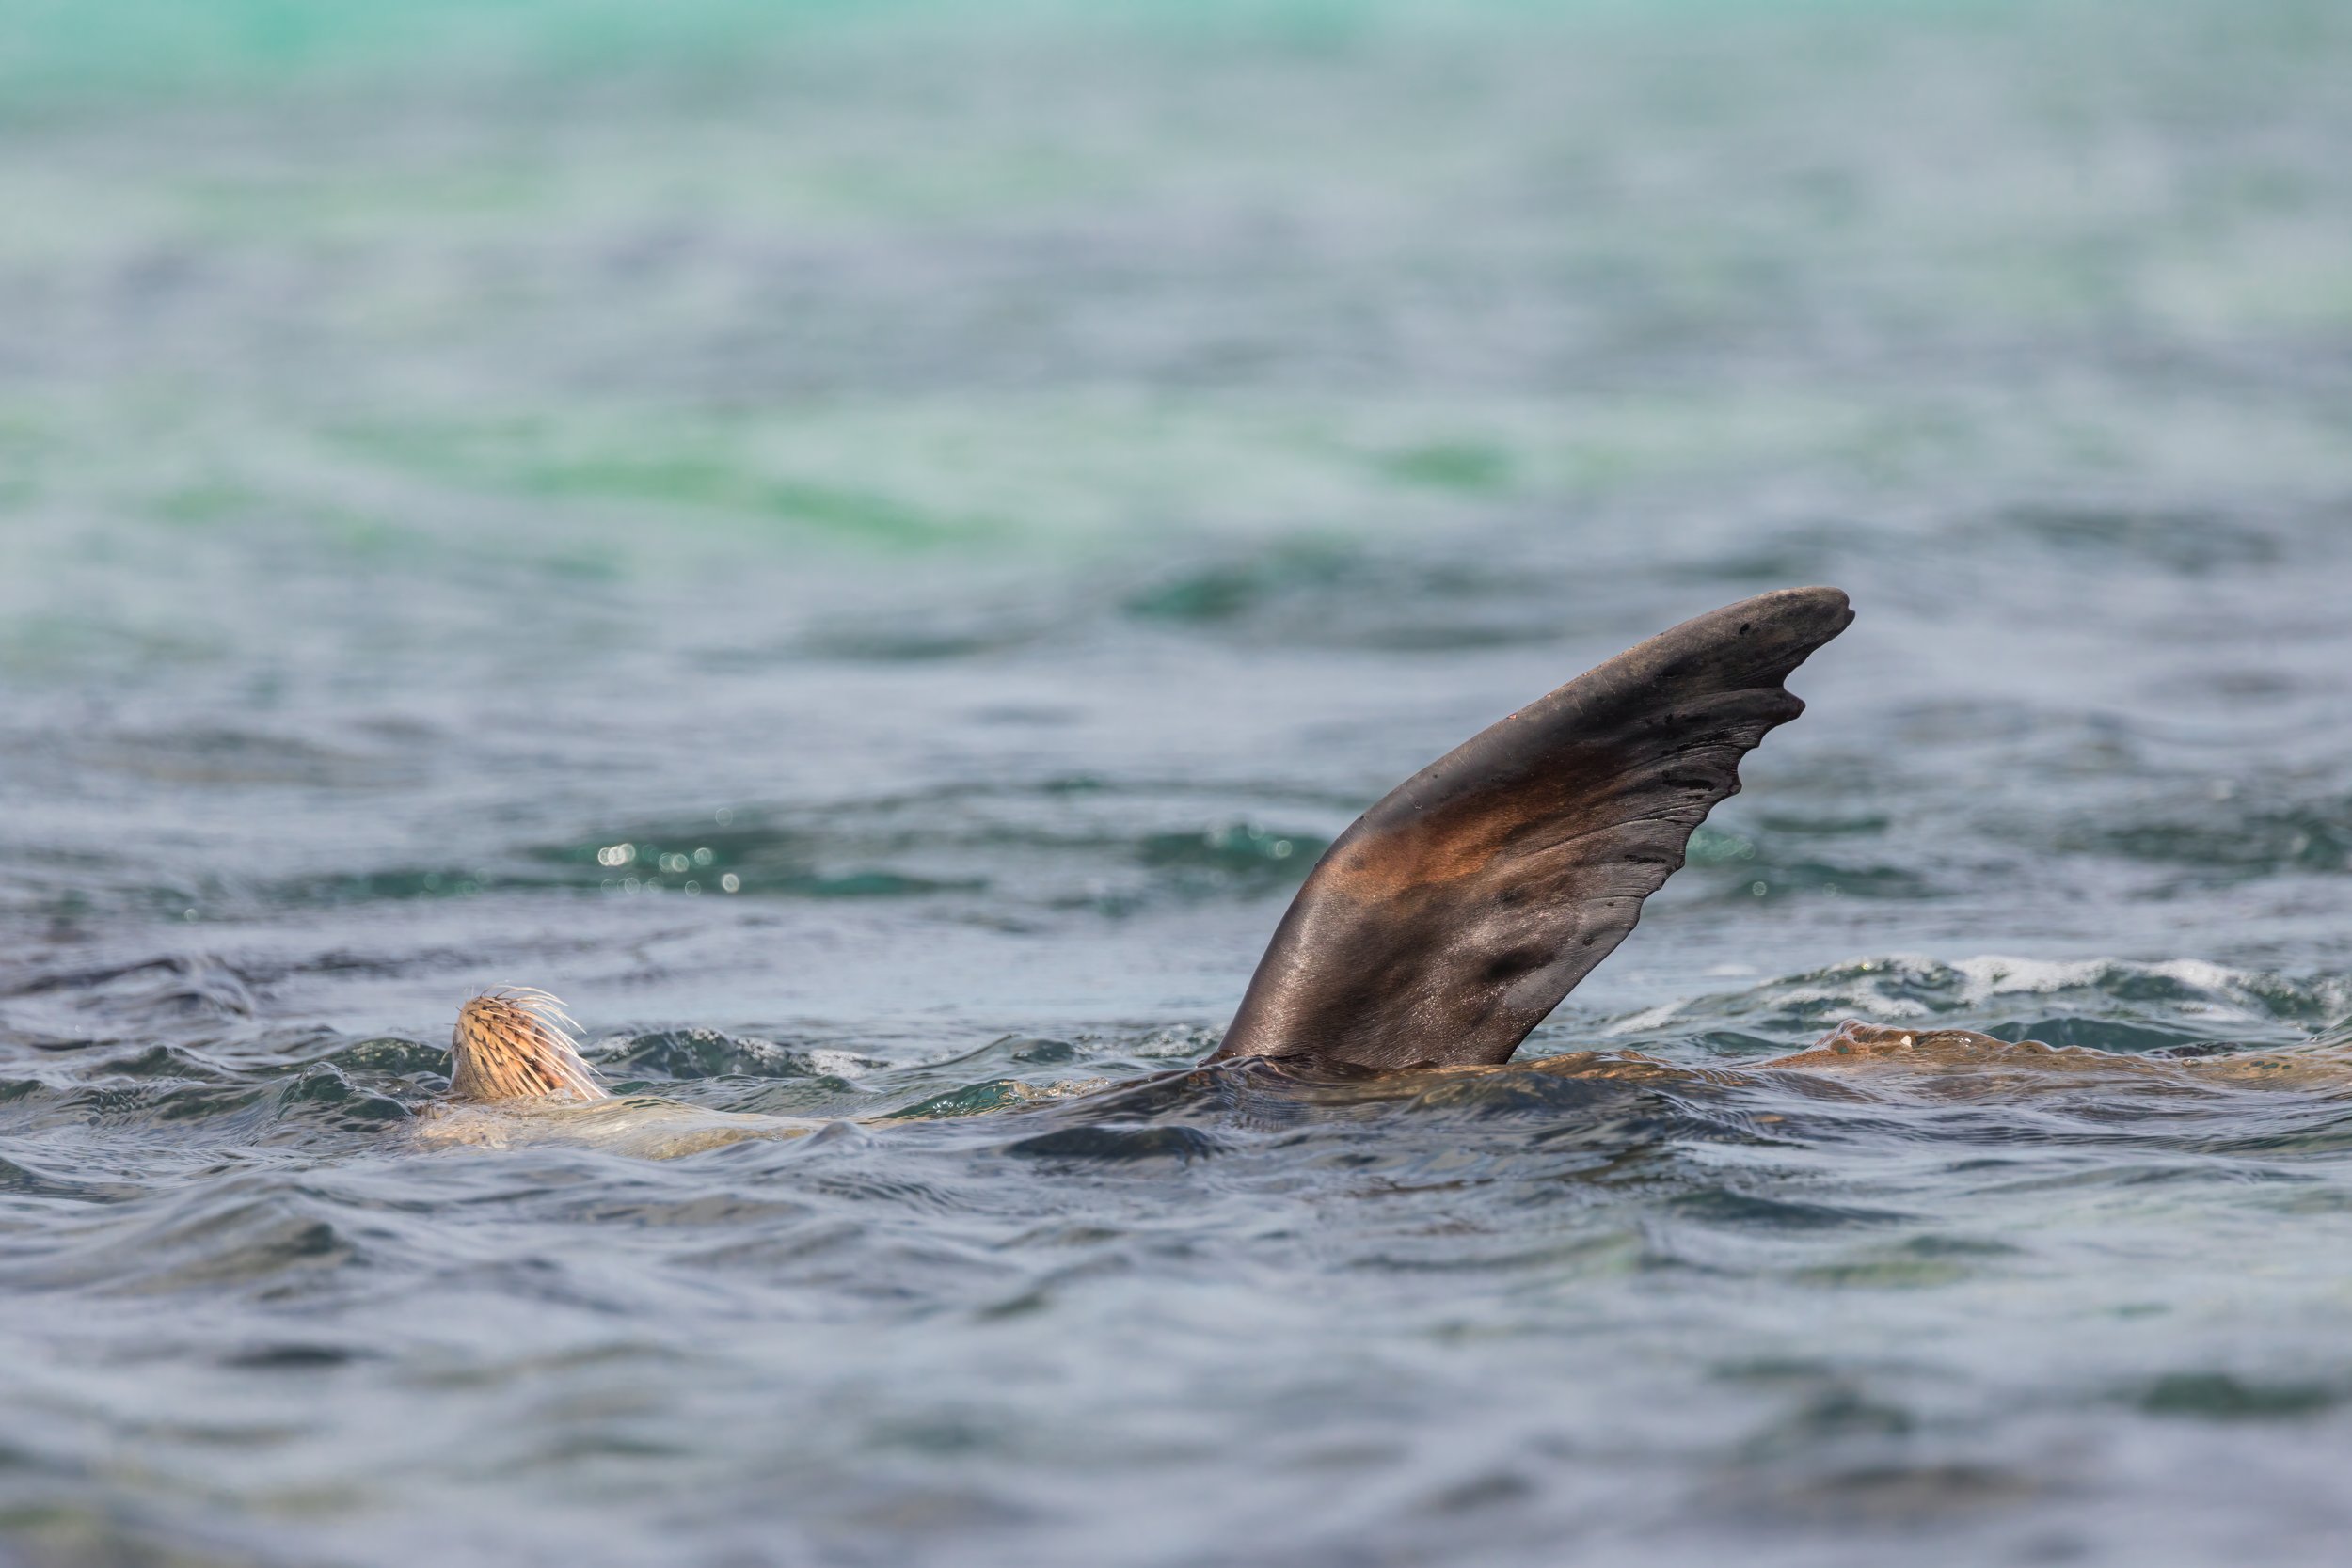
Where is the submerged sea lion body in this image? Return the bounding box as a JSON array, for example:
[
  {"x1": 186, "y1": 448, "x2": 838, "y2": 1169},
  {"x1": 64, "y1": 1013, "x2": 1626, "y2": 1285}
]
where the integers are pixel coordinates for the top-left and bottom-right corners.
[
  {"x1": 422, "y1": 990, "x2": 2352, "y2": 1161},
  {"x1": 414, "y1": 1096, "x2": 822, "y2": 1158},
  {"x1": 417, "y1": 586, "x2": 2351, "y2": 1149},
  {"x1": 419, "y1": 990, "x2": 823, "y2": 1156}
]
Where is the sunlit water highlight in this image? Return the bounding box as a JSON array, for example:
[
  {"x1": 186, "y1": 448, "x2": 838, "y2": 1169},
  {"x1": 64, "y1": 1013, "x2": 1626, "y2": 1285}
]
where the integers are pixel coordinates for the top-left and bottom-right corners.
[{"x1": 4, "y1": 1, "x2": 2352, "y2": 1563}]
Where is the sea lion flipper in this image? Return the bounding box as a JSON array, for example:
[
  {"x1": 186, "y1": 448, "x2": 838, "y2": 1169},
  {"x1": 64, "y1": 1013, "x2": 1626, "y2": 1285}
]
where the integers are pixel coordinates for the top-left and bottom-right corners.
[{"x1": 1209, "y1": 587, "x2": 1853, "y2": 1070}]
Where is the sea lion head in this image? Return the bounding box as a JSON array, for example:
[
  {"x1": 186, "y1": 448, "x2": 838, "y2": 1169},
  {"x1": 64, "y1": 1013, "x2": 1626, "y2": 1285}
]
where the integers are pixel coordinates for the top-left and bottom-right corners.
[{"x1": 449, "y1": 989, "x2": 609, "y2": 1103}]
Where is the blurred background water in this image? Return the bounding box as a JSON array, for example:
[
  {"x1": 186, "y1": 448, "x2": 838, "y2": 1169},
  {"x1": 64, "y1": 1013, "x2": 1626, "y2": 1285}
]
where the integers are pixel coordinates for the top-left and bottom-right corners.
[{"x1": 4, "y1": 0, "x2": 2352, "y2": 1562}]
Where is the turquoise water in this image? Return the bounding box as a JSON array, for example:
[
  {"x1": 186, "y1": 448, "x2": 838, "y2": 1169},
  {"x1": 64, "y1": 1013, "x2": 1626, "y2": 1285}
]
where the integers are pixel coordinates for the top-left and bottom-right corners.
[{"x1": 5, "y1": 0, "x2": 2352, "y2": 1562}]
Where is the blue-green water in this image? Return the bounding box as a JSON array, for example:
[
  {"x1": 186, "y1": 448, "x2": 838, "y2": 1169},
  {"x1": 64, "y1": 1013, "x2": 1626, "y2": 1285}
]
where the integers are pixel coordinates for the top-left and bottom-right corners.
[{"x1": 6, "y1": 1, "x2": 2352, "y2": 1562}]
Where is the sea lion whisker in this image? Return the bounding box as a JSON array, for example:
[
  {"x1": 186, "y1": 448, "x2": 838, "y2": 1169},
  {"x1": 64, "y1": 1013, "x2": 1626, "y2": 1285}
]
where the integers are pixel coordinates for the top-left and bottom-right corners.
[{"x1": 450, "y1": 989, "x2": 608, "y2": 1103}]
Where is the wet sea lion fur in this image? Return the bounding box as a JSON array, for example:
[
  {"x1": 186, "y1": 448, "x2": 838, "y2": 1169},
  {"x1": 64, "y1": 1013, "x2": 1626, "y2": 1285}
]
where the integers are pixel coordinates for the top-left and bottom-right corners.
[{"x1": 447, "y1": 989, "x2": 606, "y2": 1102}]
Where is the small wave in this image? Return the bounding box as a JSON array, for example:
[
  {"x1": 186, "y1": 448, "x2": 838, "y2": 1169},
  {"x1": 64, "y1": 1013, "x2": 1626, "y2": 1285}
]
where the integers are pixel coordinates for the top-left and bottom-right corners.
[
  {"x1": 530, "y1": 795, "x2": 1334, "y2": 911},
  {"x1": 0, "y1": 955, "x2": 258, "y2": 1042},
  {"x1": 9, "y1": 1182, "x2": 366, "y2": 1298},
  {"x1": 2075, "y1": 796, "x2": 2352, "y2": 880},
  {"x1": 597, "y1": 1028, "x2": 882, "y2": 1085},
  {"x1": 1136, "y1": 821, "x2": 1327, "y2": 892},
  {"x1": 1682, "y1": 826, "x2": 1932, "y2": 903},
  {"x1": 272, "y1": 1065, "x2": 414, "y2": 1132},
  {"x1": 1606, "y1": 956, "x2": 2352, "y2": 1046},
  {"x1": 1120, "y1": 539, "x2": 1574, "y2": 650},
  {"x1": 884, "y1": 1077, "x2": 1104, "y2": 1120}
]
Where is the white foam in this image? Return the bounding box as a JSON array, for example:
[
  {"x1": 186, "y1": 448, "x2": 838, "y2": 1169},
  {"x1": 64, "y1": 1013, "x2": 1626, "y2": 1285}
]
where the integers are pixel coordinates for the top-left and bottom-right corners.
[
  {"x1": 1605, "y1": 1000, "x2": 1691, "y2": 1036},
  {"x1": 803, "y1": 1048, "x2": 874, "y2": 1078}
]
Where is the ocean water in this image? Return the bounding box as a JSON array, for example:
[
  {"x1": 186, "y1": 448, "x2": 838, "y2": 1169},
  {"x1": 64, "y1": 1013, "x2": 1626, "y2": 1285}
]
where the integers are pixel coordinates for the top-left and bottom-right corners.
[{"x1": 5, "y1": 0, "x2": 2352, "y2": 1562}]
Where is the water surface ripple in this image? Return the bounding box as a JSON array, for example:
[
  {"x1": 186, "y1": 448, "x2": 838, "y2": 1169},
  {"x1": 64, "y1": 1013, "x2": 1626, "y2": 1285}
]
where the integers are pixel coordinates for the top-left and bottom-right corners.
[{"x1": 6, "y1": 1, "x2": 2352, "y2": 1563}]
